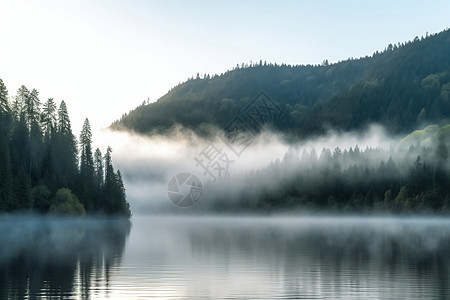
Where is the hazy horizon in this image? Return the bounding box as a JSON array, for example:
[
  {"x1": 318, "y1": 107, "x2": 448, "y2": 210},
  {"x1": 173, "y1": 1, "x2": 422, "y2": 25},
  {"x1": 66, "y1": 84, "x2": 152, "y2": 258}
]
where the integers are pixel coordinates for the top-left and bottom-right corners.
[{"x1": 1, "y1": 0, "x2": 450, "y2": 132}]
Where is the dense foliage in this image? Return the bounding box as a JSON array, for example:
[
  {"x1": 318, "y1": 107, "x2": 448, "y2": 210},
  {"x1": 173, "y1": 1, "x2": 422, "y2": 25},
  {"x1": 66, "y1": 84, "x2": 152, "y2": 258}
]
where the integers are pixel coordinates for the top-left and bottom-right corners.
[
  {"x1": 0, "y1": 79, "x2": 131, "y2": 217},
  {"x1": 112, "y1": 29, "x2": 450, "y2": 139},
  {"x1": 201, "y1": 138, "x2": 450, "y2": 214}
]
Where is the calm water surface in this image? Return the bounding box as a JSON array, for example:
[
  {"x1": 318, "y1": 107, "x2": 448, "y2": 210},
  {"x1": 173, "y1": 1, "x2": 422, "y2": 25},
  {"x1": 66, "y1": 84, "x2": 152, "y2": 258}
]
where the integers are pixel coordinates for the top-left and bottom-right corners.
[{"x1": 1, "y1": 215, "x2": 450, "y2": 299}]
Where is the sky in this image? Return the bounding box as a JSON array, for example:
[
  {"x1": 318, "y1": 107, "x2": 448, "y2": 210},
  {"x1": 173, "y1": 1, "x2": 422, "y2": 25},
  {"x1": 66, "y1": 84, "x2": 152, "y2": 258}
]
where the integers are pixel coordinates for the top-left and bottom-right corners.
[{"x1": 1, "y1": 0, "x2": 450, "y2": 133}]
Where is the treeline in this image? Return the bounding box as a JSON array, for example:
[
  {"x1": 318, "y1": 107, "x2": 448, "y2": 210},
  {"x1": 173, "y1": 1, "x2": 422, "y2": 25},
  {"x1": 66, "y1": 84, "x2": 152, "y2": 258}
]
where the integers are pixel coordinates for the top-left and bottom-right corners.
[
  {"x1": 202, "y1": 141, "x2": 450, "y2": 213},
  {"x1": 111, "y1": 28, "x2": 450, "y2": 139},
  {"x1": 302, "y1": 30, "x2": 450, "y2": 136},
  {"x1": 0, "y1": 79, "x2": 131, "y2": 217}
]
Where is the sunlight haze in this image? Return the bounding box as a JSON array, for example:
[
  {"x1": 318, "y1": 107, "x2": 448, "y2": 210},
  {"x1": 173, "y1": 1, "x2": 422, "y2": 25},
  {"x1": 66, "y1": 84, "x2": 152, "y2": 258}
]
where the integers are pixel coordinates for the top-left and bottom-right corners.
[{"x1": 1, "y1": 0, "x2": 449, "y2": 132}]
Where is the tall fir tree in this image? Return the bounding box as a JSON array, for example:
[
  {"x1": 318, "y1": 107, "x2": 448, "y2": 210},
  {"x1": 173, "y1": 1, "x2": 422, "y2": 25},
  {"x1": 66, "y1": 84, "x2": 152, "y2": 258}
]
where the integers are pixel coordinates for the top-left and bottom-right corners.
[
  {"x1": 12, "y1": 85, "x2": 30, "y2": 121},
  {"x1": 26, "y1": 88, "x2": 41, "y2": 130},
  {"x1": 52, "y1": 100, "x2": 78, "y2": 188},
  {"x1": 101, "y1": 147, "x2": 131, "y2": 217},
  {"x1": 94, "y1": 148, "x2": 104, "y2": 189},
  {"x1": 0, "y1": 80, "x2": 14, "y2": 211},
  {"x1": 0, "y1": 79, "x2": 9, "y2": 114},
  {"x1": 41, "y1": 98, "x2": 57, "y2": 140},
  {"x1": 77, "y1": 118, "x2": 95, "y2": 210}
]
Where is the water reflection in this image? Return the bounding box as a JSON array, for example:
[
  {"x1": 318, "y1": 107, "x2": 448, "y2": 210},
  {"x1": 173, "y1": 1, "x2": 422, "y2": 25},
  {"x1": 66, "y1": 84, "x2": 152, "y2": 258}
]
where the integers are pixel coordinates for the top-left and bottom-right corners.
[
  {"x1": 125, "y1": 217, "x2": 450, "y2": 299},
  {"x1": 2, "y1": 216, "x2": 450, "y2": 299},
  {"x1": 0, "y1": 216, "x2": 131, "y2": 299}
]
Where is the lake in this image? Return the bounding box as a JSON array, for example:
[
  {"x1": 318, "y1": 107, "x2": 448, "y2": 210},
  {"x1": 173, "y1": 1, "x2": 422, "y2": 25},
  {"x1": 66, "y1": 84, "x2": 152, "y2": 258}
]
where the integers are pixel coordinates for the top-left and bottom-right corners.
[{"x1": 1, "y1": 215, "x2": 450, "y2": 299}]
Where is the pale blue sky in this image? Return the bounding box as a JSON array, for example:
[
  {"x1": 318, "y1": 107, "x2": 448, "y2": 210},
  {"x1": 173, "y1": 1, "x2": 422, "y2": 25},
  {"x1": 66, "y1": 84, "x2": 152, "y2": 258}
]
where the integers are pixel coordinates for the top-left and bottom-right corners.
[{"x1": 0, "y1": 0, "x2": 449, "y2": 132}]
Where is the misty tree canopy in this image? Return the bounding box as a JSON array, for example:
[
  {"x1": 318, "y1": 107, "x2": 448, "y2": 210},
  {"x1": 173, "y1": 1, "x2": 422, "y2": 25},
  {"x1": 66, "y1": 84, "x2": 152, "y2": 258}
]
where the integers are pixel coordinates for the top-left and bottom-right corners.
[{"x1": 200, "y1": 140, "x2": 450, "y2": 214}]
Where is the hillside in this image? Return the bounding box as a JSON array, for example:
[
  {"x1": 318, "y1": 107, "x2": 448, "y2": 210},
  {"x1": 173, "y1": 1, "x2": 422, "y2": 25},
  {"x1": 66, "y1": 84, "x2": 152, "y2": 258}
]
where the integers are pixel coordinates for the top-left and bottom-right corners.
[{"x1": 111, "y1": 29, "x2": 450, "y2": 139}]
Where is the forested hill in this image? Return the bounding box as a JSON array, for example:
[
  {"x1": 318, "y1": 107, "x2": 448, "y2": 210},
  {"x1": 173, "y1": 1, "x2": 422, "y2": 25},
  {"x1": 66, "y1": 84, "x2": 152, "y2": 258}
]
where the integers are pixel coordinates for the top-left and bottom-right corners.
[
  {"x1": 111, "y1": 28, "x2": 450, "y2": 138},
  {"x1": 0, "y1": 80, "x2": 131, "y2": 217}
]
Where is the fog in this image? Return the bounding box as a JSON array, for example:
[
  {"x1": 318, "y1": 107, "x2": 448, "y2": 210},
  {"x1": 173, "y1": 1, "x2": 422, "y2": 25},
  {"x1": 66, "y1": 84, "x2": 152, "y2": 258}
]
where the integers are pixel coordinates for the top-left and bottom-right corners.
[
  {"x1": 0, "y1": 214, "x2": 130, "y2": 264},
  {"x1": 91, "y1": 123, "x2": 439, "y2": 214},
  {"x1": 3, "y1": 215, "x2": 450, "y2": 299}
]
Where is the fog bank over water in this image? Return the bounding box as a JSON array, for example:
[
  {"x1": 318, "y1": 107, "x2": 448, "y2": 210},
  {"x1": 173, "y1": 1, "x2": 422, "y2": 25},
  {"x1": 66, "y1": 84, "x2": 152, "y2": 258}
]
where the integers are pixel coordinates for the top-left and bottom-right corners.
[
  {"x1": 96, "y1": 125, "x2": 423, "y2": 213},
  {"x1": 3, "y1": 215, "x2": 450, "y2": 299},
  {"x1": 121, "y1": 215, "x2": 450, "y2": 299},
  {"x1": 0, "y1": 215, "x2": 130, "y2": 263}
]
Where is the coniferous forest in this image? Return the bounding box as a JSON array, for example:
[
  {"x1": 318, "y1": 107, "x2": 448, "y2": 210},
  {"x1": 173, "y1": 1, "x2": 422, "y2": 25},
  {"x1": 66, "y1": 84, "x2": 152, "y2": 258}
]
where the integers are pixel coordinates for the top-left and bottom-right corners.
[
  {"x1": 201, "y1": 139, "x2": 450, "y2": 214},
  {"x1": 106, "y1": 28, "x2": 450, "y2": 214},
  {"x1": 0, "y1": 79, "x2": 131, "y2": 217},
  {"x1": 112, "y1": 29, "x2": 450, "y2": 139}
]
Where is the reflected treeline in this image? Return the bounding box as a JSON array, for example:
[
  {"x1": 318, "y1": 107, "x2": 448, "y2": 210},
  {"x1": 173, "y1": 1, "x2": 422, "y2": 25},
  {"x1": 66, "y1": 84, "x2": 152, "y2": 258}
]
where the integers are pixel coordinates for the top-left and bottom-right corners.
[
  {"x1": 0, "y1": 215, "x2": 131, "y2": 299},
  {"x1": 187, "y1": 218, "x2": 450, "y2": 298}
]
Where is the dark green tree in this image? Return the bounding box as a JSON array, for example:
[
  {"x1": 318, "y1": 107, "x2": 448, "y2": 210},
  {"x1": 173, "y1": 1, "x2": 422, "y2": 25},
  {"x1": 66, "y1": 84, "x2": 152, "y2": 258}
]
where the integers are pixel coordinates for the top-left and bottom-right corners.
[
  {"x1": 94, "y1": 148, "x2": 104, "y2": 189},
  {"x1": 77, "y1": 118, "x2": 95, "y2": 210},
  {"x1": 12, "y1": 85, "x2": 28, "y2": 120},
  {"x1": 79, "y1": 118, "x2": 94, "y2": 176},
  {"x1": 41, "y1": 98, "x2": 57, "y2": 140},
  {"x1": 51, "y1": 100, "x2": 78, "y2": 188},
  {"x1": 26, "y1": 88, "x2": 41, "y2": 130},
  {"x1": 0, "y1": 80, "x2": 14, "y2": 211},
  {"x1": 0, "y1": 79, "x2": 8, "y2": 113},
  {"x1": 101, "y1": 147, "x2": 131, "y2": 217}
]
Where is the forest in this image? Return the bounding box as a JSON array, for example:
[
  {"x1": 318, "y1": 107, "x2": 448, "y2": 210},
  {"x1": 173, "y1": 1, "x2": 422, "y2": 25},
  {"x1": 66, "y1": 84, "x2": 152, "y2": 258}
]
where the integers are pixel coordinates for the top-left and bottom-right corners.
[
  {"x1": 200, "y1": 136, "x2": 450, "y2": 214},
  {"x1": 111, "y1": 29, "x2": 450, "y2": 139},
  {"x1": 0, "y1": 79, "x2": 131, "y2": 217}
]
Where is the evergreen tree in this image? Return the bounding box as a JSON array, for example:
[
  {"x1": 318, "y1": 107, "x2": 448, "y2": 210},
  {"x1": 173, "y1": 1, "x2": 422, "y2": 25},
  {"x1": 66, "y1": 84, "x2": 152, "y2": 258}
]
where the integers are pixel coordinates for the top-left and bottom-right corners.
[
  {"x1": 0, "y1": 80, "x2": 13, "y2": 211},
  {"x1": 58, "y1": 100, "x2": 72, "y2": 135},
  {"x1": 52, "y1": 101, "x2": 78, "y2": 188},
  {"x1": 77, "y1": 118, "x2": 95, "y2": 210},
  {"x1": 94, "y1": 148, "x2": 104, "y2": 188},
  {"x1": 103, "y1": 146, "x2": 115, "y2": 213},
  {"x1": 12, "y1": 85, "x2": 29, "y2": 120},
  {"x1": 79, "y1": 118, "x2": 94, "y2": 175},
  {"x1": 10, "y1": 112, "x2": 30, "y2": 180},
  {"x1": 101, "y1": 147, "x2": 130, "y2": 216},
  {"x1": 26, "y1": 88, "x2": 41, "y2": 130},
  {"x1": 0, "y1": 136, "x2": 14, "y2": 211},
  {"x1": 116, "y1": 170, "x2": 131, "y2": 218},
  {"x1": 41, "y1": 98, "x2": 57, "y2": 140},
  {"x1": 0, "y1": 79, "x2": 9, "y2": 114},
  {"x1": 27, "y1": 90, "x2": 43, "y2": 184}
]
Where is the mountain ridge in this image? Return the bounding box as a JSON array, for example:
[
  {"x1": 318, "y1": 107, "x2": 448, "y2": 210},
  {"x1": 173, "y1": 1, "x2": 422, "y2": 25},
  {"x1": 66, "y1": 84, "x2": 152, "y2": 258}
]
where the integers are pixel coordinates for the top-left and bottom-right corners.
[{"x1": 111, "y1": 28, "x2": 450, "y2": 139}]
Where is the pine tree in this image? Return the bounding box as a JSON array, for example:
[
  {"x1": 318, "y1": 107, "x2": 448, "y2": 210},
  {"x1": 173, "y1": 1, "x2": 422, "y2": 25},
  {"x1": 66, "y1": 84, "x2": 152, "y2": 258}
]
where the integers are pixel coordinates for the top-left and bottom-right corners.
[
  {"x1": 78, "y1": 118, "x2": 95, "y2": 210},
  {"x1": 41, "y1": 98, "x2": 57, "y2": 140},
  {"x1": 26, "y1": 88, "x2": 41, "y2": 130},
  {"x1": 102, "y1": 146, "x2": 115, "y2": 213},
  {"x1": 58, "y1": 100, "x2": 71, "y2": 135},
  {"x1": 27, "y1": 89, "x2": 43, "y2": 184},
  {"x1": 10, "y1": 112, "x2": 30, "y2": 179},
  {"x1": 0, "y1": 135, "x2": 13, "y2": 211},
  {"x1": 29, "y1": 117, "x2": 43, "y2": 183},
  {"x1": 12, "y1": 85, "x2": 29, "y2": 120},
  {"x1": 94, "y1": 148, "x2": 104, "y2": 188},
  {"x1": 0, "y1": 81, "x2": 14, "y2": 211},
  {"x1": 116, "y1": 170, "x2": 131, "y2": 218},
  {"x1": 0, "y1": 79, "x2": 9, "y2": 114},
  {"x1": 52, "y1": 101, "x2": 78, "y2": 188},
  {"x1": 79, "y1": 118, "x2": 94, "y2": 176},
  {"x1": 101, "y1": 147, "x2": 131, "y2": 216}
]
